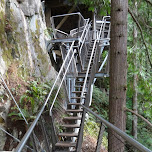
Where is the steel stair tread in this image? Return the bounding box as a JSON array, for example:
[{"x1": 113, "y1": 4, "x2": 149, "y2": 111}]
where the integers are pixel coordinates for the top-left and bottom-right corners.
[
  {"x1": 68, "y1": 103, "x2": 82, "y2": 105},
  {"x1": 55, "y1": 141, "x2": 76, "y2": 147},
  {"x1": 61, "y1": 124, "x2": 80, "y2": 128},
  {"x1": 75, "y1": 81, "x2": 89, "y2": 83},
  {"x1": 78, "y1": 71, "x2": 90, "y2": 74},
  {"x1": 72, "y1": 91, "x2": 87, "y2": 93},
  {"x1": 58, "y1": 132, "x2": 78, "y2": 137},
  {"x1": 55, "y1": 150, "x2": 76, "y2": 152},
  {"x1": 66, "y1": 109, "x2": 83, "y2": 113},
  {"x1": 63, "y1": 116, "x2": 81, "y2": 120},
  {"x1": 71, "y1": 96, "x2": 85, "y2": 99}
]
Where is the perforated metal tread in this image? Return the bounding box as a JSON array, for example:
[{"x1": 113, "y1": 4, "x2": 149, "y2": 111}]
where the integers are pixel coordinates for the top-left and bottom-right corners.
[
  {"x1": 71, "y1": 96, "x2": 85, "y2": 99},
  {"x1": 63, "y1": 116, "x2": 81, "y2": 120},
  {"x1": 66, "y1": 109, "x2": 83, "y2": 113},
  {"x1": 55, "y1": 141, "x2": 76, "y2": 147},
  {"x1": 61, "y1": 124, "x2": 80, "y2": 128},
  {"x1": 58, "y1": 132, "x2": 78, "y2": 137}
]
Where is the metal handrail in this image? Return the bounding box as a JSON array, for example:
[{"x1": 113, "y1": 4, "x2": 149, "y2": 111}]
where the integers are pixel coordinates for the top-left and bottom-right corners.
[
  {"x1": 79, "y1": 24, "x2": 91, "y2": 54},
  {"x1": 70, "y1": 25, "x2": 85, "y2": 36},
  {"x1": 80, "y1": 39, "x2": 97, "y2": 102},
  {"x1": 81, "y1": 105, "x2": 152, "y2": 152},
  {"x1": 0, "y1": 74, "x2": 28, "y2": 125},
  {"x1": 80, "y1": 19, "x2": 90, "y2": 42},
  {"x1": 0, "y1": 127, "x2": 33, "y2": 151},
  {"x1": 49, "y1": 49, "x2": 76, "y2": 113},
  {"x1": 78, "y1": 22, "x2": 91, "y2": 70},
  {"x1": 55, "y1": 29, "x2": 69, "y2": 37},
  {"x1": 15, "y1": 41, "x2": 75, "y2": 152},
  {"x1": 51, "y1": 12, "x2": 85, "y2": 22},
  {"x1": 98, "y1": 16, "x2": 111, "y2": 40}
]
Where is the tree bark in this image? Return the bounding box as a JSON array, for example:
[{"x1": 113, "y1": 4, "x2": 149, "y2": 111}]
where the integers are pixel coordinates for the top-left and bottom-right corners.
[
  {"x1": 132, "y1": 0, "x2": 138, "y2": 140},
  {"x1": 109, "y1": 0, "x2": 128, "y2": 152}
]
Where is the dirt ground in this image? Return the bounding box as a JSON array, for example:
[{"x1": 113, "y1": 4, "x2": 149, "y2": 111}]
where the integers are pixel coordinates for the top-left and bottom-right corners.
[{"x1": 82, "y1": 134, "x2": 107, "y2": 152}]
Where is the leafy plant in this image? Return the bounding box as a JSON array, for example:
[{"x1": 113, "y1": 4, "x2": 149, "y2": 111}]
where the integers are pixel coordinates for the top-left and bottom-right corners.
[
  {"x1": 68, "y1": 0, "x2": 111, "y2": 15},
  {"x1": 84, "y1": 114, "x2": 108, "y2": 149},
  {"x1": 8, "y1": 80, "x2": 64, "y2": 122},
  {"x1": 91, "y1": 86, "x2": 109, "y2": 119}
]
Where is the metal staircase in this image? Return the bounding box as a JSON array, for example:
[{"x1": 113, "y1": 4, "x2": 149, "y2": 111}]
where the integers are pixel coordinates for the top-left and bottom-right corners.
[{"x1": 1, "y1": 12, "x2": 151, "y2": 152}]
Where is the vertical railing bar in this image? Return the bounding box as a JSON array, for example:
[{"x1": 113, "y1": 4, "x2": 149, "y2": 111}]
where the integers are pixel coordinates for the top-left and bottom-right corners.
[
  {"x1": 50, "y1": 17, "x2": 56, "y2": 39},
  {"x1": 107, "y1": 23, "x2": 111, "y2": 38},
  {"x1": 40, "y1": 116, "x2": 51, "y2": 152},
  {"x1": 30, "y1": 132, "x2": 38, "y2": 152},
  {"x1": 50, "y1": 112, "x2": 58, "y2": 151},
  {"x1": 0, "y1": 74, "x2": 28, "y2": 125},
  {"x1": 80, "y1": 19, "x2": 90, "y2": 42},
  {"x1": 95, "y1": 123, "x2": 105, "y2": 152},
  {"x1": 0, "y1": 127, "x2": 33, "y2": 151}
]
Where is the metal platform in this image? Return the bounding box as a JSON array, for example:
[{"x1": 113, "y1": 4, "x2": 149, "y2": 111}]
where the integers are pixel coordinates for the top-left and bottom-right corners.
[{"x1": 50, "y1": 37, "x2": 81, "y2": 43}]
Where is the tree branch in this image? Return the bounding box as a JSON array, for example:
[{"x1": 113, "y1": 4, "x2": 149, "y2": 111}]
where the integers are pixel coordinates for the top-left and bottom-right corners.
[
  {"x1": 125, "y1": 108, "x2": 152, "y2": 128},
  {"x1": 128, "y1": 8, "x2": 152, "y2": 69}
]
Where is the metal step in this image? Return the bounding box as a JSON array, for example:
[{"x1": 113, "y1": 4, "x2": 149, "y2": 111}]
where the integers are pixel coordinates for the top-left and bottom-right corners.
[
  {"x1": 72, "y1": 91, "x2": 87, "y2": 93},
  {"x1": 61, "y1": 124, "x2": 80, "y2": 128},
  {"x1": 74, "y1": 85, "x2": 84, "y2": 88},
  {"x1": 78, "y1": 71, "x2": 90, "y2": 74},
  {"x1": 68, "y1": 103, "x2": 82, "y2": 106},
  {"x1": 55, "y1": 141, "x2": 76, "y2": 147},
  {"x1": 76, "y1": 75, "x2": 86, "y2": 78},
  {"x1": 55, "y1": 150, "x2": 76, "y2": 152},
  {"x1": 63, "y1": 116, "x2": 81, "y2": 120},
  {"x1": 66, "y1": 109, "x2": 83, "y2": 113},
  {"x1": 71, "y1": 97, "x2": 85, "y2": 99},
  {"x1": 75, "y1": 81, "x2": 89, "y2": 84},
  {"x1": 58, "y1": 132, "x2": 78, "y2": 137},
  {"x1": 75, "y1": 81, "x2": 85, "y2": 83}
]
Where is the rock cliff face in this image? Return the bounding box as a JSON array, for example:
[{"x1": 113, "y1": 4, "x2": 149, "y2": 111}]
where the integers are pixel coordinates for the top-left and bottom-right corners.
[{"x1": 0, "y1": 0, "x2": 56, "y2": 150}]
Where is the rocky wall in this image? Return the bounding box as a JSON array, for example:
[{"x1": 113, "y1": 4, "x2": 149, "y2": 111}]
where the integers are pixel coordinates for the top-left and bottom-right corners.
[{"x1": 0, "y1": 0, "x2": 56, "y2": 150}]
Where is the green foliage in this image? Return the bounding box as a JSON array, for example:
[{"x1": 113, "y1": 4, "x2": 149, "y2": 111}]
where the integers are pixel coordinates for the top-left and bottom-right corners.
[
  {"x1": 91, "y1": 86, "x2": 109, "y2": 119},
  {"x1": 8, "y1": 80, "x2": 63, "y2": 122},
  {"x1": 84, "y1": 114, "x2": 108, "y2": 149},
  {"x1": 68, "y1": 0, "x2": 111, "y2": 15},
  {"x1": 126, "y1": 0, "x2": 152, "y2": 149}
]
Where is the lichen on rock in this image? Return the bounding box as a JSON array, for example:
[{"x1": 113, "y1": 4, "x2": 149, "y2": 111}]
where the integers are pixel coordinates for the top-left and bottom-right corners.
[{"x1": 0, "y1": 0, "x2": 57, "y2": 150}]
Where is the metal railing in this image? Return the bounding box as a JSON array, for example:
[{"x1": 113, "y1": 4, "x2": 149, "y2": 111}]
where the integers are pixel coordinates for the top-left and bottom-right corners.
[
  {"x1": 15, "y1": 41, "x2": 77, "y2": 152},
  {"x1": 81, "y1": 105, "x2": 152, "y2": 152},
  {"x1": 78, "y1": 21, "x2": 91, "y2": 70},
  {"x1": 51, "y1": 12, "x2": 87, "y2": 39},
  {"x1": 96, "y1": 16, "x2": 111, "y2": 40}
]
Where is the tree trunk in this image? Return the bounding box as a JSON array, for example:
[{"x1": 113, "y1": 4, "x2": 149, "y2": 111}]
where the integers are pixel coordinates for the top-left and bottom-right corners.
[
  {"x1": 132, "y1": 0, "x2": 138, "y2": 140},
  {"x1": 109, "y1": 0, "x2": 128, "y2": 152}
]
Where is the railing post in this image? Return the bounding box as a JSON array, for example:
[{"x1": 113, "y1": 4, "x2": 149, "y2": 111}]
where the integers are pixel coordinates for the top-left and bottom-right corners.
[
  {"x1": 95, "y1": 123, "x2": 105, "y2": 152},
  {"x1": 50, "y1": 112, "x2": 58, "y2": 151},
  {"x1": 76, "y1": 109, "x2": 87, "y2": 152},
  {"x1": 30, "y1": 132, "x2": 38, "y2": 152},
  {"x1": 40, "y1": 116, "x2": 51, "y2": 152},
  {"x1": 93, "y1": 9, "x2": 97, "y2": 39}
]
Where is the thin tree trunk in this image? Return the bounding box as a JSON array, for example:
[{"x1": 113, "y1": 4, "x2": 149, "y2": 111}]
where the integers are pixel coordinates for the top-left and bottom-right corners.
[
  {"x1": 109, "y1": 0, "x2": 128, "y2": 152},
  {"x1": 132, "y1": 0, "x2": 138, "y2": 140}
]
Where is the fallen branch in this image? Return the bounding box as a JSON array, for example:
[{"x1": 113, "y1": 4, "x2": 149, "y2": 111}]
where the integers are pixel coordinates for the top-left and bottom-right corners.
[
  {"x1": 128, "y1": 8, "x2": 152, "y2": 69},
  {"x1": 125, "y1": 107, "x2": 152, "y2": 128}
]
